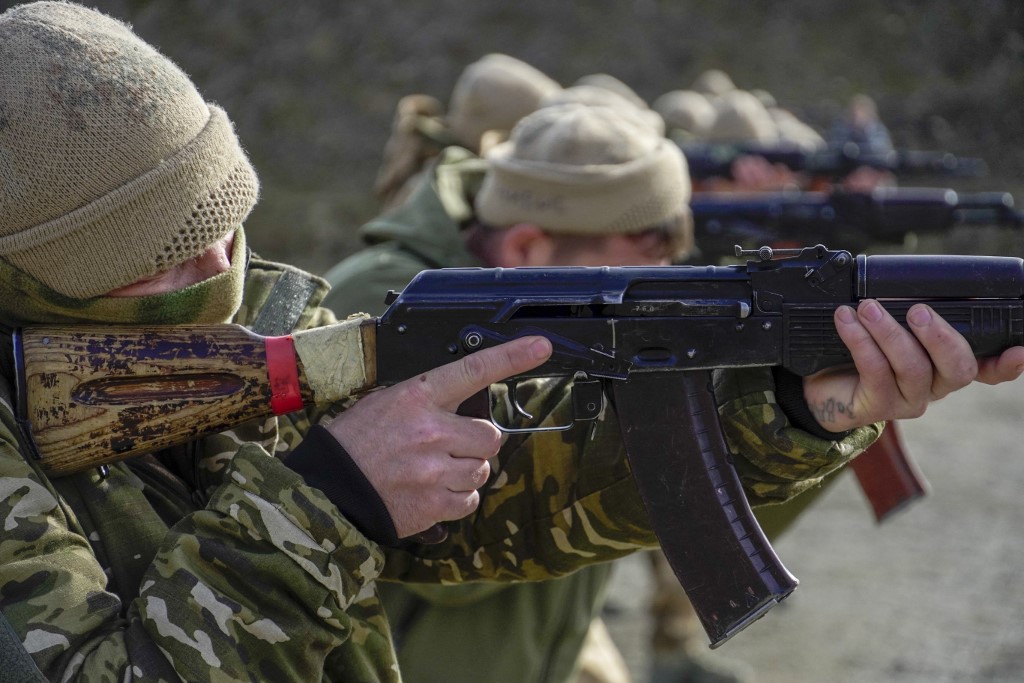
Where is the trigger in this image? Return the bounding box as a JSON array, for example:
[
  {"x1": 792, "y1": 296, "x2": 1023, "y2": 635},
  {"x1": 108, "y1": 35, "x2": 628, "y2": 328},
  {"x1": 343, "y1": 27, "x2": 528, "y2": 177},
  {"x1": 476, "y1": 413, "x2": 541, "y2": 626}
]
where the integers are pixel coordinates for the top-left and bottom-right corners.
[{"x1": 504, "y1": 380, "x2": 535, "y2": 420}]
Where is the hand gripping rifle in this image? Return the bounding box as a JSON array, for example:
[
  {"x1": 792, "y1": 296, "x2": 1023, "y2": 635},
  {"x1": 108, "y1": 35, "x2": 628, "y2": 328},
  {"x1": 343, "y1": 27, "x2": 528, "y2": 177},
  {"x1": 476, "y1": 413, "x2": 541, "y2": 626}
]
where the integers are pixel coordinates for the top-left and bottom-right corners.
[
  {"x1": 691, "y1": 186, "x2": 1024, "y2": 259},
  {"x1": 13, "y1": 246, "x2": 1024, "y2": 647}
]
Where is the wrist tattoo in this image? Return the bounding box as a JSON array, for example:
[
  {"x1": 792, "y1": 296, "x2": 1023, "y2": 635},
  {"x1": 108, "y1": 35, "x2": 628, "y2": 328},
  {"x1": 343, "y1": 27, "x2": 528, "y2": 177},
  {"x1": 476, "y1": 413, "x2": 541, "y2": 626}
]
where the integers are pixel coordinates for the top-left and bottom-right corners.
[{"x1": 809, "y1": 397, "x2": 855, "y2": 425}]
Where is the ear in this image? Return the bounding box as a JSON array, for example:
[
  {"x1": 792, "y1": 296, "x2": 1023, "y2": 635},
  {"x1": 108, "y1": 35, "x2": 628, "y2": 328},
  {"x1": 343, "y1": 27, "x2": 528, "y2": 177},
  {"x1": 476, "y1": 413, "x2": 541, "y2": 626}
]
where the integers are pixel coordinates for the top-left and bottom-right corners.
[{"x1": 491, "y1": 223, "x2": 555, "y2": 267}]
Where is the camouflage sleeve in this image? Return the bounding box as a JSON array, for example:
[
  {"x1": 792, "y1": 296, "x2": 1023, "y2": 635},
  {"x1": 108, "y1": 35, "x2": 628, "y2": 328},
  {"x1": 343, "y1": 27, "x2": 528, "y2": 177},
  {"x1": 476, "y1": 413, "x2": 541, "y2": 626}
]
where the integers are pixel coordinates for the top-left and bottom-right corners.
[
  {"x1": 382, "y1": 367, "x2": 880, "y2": 583},
  {"x1": 0, "y1": 386, "x2": 397, "y2": 680},
  {"x1": 136, "y1": 446, "x2": 394, "y2": 680},
  {"x1": 0, "y1": 397, "x2": 141, "y2": 679},
  {"x1": 713, "y1": 367, "x2": 882, "y2": 505}
]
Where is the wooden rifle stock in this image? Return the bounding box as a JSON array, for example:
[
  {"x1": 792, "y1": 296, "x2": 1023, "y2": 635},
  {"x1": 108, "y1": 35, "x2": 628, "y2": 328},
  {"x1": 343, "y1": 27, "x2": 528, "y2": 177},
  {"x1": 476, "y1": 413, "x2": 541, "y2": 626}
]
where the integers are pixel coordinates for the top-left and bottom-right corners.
[{"x1": 13, "y1": 316, "x2": 376, "y2": 476}]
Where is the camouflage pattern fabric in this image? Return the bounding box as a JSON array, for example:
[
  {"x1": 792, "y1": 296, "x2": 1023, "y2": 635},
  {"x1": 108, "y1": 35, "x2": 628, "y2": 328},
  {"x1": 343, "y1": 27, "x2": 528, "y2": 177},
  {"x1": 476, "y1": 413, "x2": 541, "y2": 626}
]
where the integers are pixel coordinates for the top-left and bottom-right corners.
[
  {"x1": 0, "y1": 229, "x2": 249, "y2": 328},
  {"x1": 380, "y1": 372, "x2": 878, "y2": 584},
  {"x1": 0, "y1": 252, "x2": 878, "y2": 681}
]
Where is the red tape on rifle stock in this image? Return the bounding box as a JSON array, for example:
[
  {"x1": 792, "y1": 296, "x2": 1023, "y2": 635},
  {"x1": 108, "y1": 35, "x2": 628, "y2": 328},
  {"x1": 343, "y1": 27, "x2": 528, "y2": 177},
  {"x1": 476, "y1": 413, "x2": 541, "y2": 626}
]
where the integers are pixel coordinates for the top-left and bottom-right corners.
[{"x1": 265, "y1": 335, "x2": 303, "y2": 415}]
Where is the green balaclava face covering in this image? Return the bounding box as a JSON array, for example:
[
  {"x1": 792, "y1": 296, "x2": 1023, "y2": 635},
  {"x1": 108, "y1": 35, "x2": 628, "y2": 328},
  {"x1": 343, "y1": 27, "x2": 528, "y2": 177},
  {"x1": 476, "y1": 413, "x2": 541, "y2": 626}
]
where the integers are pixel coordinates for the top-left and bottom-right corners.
[{"x1": 0, "y1": 228, "x2": 248, "y2": 327}]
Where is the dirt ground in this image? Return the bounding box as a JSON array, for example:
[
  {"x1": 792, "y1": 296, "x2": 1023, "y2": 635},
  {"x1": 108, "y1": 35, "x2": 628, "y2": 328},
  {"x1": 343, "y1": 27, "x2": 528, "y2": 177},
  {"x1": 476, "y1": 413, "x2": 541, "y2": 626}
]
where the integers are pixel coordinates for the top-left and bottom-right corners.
[{"x1": 602, "y1": 377, "x2": 1024, "y2": 683}]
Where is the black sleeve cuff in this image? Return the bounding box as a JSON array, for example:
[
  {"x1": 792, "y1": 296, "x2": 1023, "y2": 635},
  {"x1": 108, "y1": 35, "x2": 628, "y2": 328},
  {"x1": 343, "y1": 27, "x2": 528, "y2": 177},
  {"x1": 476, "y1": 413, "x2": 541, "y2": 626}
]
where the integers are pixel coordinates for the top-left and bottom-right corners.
[
  {"x1": 285, "y1": 424, "x2": 399, "y2": 546},
  {"x1": 772, "y1": 367, "x2": 853, "y2": 441}
]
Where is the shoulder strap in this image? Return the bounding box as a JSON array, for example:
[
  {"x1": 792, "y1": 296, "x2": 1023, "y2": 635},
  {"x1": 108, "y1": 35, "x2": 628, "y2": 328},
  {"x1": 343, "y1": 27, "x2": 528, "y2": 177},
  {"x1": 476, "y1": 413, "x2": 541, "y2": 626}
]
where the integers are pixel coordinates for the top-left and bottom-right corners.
[{"x1": 249, "y1": 265, "x2": 321, "y2": 336}]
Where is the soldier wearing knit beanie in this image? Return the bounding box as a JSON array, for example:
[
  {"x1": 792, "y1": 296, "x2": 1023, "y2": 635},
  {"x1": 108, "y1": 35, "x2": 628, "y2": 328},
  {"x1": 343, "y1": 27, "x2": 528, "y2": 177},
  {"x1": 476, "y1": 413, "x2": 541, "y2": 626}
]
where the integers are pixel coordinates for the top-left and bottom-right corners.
[
  {"x1": 705, "y1": 90, "x2": 780, "y2": 145},
  {"x1": 475, "y1": 103, "x2": 692, "y2": 259},
  {"x1": 446, "y1": 53, "x2": 562, "y2": 153},
  {"x1": 0, "y1": 0, "x2": 259, "y2": 324},
  {"x1": 372, "y1": 54, "x2": 561, "y2": 212}
]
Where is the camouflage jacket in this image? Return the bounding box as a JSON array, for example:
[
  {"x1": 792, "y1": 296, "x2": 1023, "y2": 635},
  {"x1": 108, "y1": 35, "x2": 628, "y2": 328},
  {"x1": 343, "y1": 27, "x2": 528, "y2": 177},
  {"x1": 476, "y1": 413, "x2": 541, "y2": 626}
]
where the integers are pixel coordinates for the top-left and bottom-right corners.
[{"x1": 0, "y1": 254, "x2": 879, "y2": 682}]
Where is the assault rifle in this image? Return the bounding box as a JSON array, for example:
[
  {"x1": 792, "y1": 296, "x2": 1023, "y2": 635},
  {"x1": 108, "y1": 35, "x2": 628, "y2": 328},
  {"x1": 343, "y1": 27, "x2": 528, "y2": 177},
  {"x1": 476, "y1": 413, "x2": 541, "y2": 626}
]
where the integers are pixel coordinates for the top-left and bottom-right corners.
[
  {"x1": 681, "y1": 140, "x2": 989, "y2": 183},
  {"x1": 13, "y1": 246, "x2": 1024, "y2": 648},
  {"x1": 691, "y1": 187, "x2": 1024, "y2": 259}
]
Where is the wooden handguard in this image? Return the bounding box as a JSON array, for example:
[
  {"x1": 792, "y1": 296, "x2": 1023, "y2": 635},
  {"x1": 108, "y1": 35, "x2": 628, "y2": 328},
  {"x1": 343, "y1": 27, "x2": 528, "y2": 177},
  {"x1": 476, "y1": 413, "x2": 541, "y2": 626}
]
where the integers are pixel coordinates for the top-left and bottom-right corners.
[{"x1": 13, "y1": 316, "x2": 376, "y2": 476}]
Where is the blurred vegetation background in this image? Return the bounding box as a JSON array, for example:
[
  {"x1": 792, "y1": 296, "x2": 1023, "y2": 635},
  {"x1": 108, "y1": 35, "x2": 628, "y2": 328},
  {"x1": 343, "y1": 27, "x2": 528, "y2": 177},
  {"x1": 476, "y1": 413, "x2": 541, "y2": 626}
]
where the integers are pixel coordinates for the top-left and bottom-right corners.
[{"x1": 11, "y1": 0, "x2": 1024, "y2": 274}]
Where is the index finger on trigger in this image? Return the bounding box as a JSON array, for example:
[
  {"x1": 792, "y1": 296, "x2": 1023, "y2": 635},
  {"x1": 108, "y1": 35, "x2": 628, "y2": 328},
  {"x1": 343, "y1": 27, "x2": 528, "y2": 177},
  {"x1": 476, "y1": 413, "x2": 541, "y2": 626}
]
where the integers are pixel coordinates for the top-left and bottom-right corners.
[{"x1": 421, "y1": 336, "x2": 553, "y2": 411}]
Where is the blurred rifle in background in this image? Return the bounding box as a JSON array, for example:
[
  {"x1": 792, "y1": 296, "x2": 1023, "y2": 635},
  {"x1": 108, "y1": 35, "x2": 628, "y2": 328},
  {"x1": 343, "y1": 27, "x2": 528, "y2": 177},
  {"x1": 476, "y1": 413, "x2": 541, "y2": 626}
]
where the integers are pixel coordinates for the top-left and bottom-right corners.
[
  {"x1": 680, "y1": 141, "x2": 989, "y2": 185},
  {"x1": 690, "y1": 186, "x2": 1023, "y2": 259}
]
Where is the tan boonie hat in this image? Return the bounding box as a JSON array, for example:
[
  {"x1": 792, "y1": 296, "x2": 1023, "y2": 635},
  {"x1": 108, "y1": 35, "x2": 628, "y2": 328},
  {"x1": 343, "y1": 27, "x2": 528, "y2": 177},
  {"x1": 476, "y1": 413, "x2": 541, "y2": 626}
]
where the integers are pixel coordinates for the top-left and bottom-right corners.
[
  {"x1": 0, "y1": 1, "x2": 259, "y2": 298},
  {"x1": 447, "y1": 53, "x2": 562, "y2": 153},
  {"x1": 476, "y1": 103, "x2": 690, "y2": 238}
]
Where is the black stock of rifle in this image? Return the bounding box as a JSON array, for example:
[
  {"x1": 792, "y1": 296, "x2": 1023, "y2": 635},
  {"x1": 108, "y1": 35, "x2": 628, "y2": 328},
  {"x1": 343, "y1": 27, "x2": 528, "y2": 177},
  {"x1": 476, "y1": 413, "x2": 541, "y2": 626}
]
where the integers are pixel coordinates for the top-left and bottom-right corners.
[
  {"x1": 691, "y1": 186, "x2": 1024, "y2": 259},
  {"x1": 681, "y1": 140, "x2": 989, "y2": 183},
  {"x1": 13, "y1": 245, "x2": 1024, "y2": 648}
]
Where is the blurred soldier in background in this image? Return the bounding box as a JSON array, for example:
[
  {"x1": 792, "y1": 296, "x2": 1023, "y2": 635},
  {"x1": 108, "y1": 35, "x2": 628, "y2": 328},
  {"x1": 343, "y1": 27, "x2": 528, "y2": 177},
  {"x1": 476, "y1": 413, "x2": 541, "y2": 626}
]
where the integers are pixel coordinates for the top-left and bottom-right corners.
[
  {"x1": 654, "y1": 89, "x2": 718, "y2": 142},
  {"x1": 694, "y1": 89, "x2": 802, "y2": 193},
  {"x1": 373, "y1": 53, "x2": 561, "y2": 210},
  {"x1": 327, "y1": 103, "x2": 682, "y2": 683},
  {"x1": 690, "y1": 68, "x2": 737, "y2": 100},
  {"x1": 827, "y1": 92, "x2": 895, "y2": 156},
  {"x1": 826, "y1": 93, "x2": 898, "y2": 192}
]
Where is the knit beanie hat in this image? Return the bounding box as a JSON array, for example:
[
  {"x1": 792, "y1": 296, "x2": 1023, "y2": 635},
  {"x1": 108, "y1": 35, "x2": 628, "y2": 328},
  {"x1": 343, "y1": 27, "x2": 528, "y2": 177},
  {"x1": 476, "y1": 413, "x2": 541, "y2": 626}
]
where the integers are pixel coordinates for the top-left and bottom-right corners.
[
  {"x1": 541, "y1": 85, "x2": 666, "y2": 137},
  {"x1": 447, "y1": 53, "x2": 562, "y2": 153},
  {"x1": 690, "y1": 68, "x2": 736, "y2": 97},
  {"x1": 573, "y1": 73, "x2": 649, "y2": 111},
  {"x1": 0, "y1": 1, "x2": 260, "y2": 299},
  {"x1": 652, "y1": 89, "x2": 717, "y2": 138},
  {"x1": 475, "y1": 104, "x2": 690, "y2": 239},
  {"x1": 705, "y1": 90, "x2": 780, "y2": 144}
]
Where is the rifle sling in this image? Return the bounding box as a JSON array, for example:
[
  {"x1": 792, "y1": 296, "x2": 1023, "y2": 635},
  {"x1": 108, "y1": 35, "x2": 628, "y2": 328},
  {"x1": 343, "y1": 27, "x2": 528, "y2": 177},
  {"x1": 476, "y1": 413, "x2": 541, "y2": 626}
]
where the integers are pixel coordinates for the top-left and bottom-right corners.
[{"x1": 249, "y1": 268, "x2": 319, "y2": 337}]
